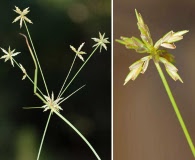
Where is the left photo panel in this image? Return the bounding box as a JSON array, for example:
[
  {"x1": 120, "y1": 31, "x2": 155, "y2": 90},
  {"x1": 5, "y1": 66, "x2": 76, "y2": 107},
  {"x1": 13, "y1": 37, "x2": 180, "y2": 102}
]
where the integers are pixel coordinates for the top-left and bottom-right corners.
[{"x1": 0, "y1": 1, "x2": 111, "y2": 160}]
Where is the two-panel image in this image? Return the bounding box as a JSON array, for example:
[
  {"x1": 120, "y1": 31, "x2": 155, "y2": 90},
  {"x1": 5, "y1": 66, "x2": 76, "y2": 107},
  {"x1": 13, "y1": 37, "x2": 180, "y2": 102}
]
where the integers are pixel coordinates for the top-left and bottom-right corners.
[{"x1": 0, "y1": 0, "x2": 195, "y2": 160}]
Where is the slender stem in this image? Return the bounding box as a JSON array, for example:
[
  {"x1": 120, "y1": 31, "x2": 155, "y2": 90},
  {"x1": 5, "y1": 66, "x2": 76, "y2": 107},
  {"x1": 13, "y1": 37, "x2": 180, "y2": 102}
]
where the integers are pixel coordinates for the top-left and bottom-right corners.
[
  {"x1": 60, "y1": 45, "x2": 99, "y2": 96},
  {"x1": 53, "y1": 110, "x2": 101, "y2": 160},
  {"x1": 58, "y1": 55, "x2": 77, "y2": 98},
  {"x1": 20, "y1": 27, "x2": 48, "y2": 105},
  {"x1": 59, "y1": 84, "x2": 86, "y2": 105},
  {"x1": 23, "y1": 107, "x2": 43, "y2": 109},
  {"x1": 19, "y1": 33, "x2": 38, "y2": 94},
  {"x1": 154, "y1": 62, "x2": 195, "y2": 157},
  {"x1": 37, "y1": 111, "x2": 52, "y2": 160},
  {"x1": 24, "y1": 21, "x2": 49, "y2": 96}
]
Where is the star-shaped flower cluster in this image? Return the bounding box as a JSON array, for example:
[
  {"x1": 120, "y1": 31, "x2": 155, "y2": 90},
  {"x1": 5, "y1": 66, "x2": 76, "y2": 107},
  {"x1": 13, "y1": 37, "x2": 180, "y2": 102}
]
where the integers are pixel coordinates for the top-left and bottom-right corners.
[
  {"x1": 42, "y1": 92, "x2": 64, "y2": 113},
  {"x1": 12, "y1": 6, "x2": 33, "y2": 28},
  {"x1": 70, "y1": 42, "x2": 86, "y2": 62},
  {"x1": 92, "y1": 32, "x2": 110, "y2": 52},
  {"x1": 0, "y1": 46, "x2": 20, "y2": 67},
  {"x1": 116, "y1": 9, "x2": 188, "y2": 85}
]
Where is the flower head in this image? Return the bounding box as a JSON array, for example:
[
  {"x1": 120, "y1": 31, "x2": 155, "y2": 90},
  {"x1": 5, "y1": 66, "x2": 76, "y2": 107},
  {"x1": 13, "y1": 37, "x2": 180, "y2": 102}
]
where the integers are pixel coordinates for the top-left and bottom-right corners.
[
  {"x1": 92, "y1": 32, "x2": 110, "y2": 52},
  {"x1": 70, "y1": 42, "x2": 86, "y2": 61},
  {"x1": 12, "y1": 6, "x2": 33, "y2": 28},
  {"x1": 42, "y1": 92, "x2": 64, "y2": 113},
  {"x1": 116, "y1": 9, "x2": 188, "y2": 84},
  {"x1": 0, "y1": 46, "x2": 20, "y2": 67}
]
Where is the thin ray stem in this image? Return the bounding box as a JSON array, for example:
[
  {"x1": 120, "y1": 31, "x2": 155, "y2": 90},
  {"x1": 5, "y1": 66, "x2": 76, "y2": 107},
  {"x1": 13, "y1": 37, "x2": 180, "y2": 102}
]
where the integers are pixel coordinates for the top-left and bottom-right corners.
[
  {"x1": 60, "y1": 45, "x2": 99, "y2": 96},
  {"x1": 19, "y1": 32, "x2": 46, "y2": 104},
  {"x1": 36, "y1": 110, "x2": 52, "y2": 160},
  {"x1": 58, "y1": 55, "x2": 77, "y2": 98},
  {"x1": 24, "y1": 21, "x2": 49, "y2": 96},
  {"x1": 23, "y1": 107, "x2": 43, "y2": 109},
  {"x1": 59, "y1": 84, "x2": 86, "y2": 105}
]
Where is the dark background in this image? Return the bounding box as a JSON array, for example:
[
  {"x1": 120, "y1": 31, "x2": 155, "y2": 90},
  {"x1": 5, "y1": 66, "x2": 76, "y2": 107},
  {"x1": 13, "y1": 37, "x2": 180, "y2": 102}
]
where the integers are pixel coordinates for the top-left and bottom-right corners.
[
  {"x1": 114, "y1": 0, "x2": 195, "y2": 160},
  {"x1": 0, "y1": 0, "x2": 111, "y2": 160}
]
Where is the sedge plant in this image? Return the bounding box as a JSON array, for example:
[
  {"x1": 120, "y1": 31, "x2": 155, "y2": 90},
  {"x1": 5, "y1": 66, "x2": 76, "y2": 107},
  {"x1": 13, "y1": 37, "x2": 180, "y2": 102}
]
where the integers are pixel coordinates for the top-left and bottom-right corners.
[
  {"x1": 0, "y1": 6, "x2": 109, "y2": 160},
  {"x1": 116, "y1": 9, "x2": 195, "y2": 157}
]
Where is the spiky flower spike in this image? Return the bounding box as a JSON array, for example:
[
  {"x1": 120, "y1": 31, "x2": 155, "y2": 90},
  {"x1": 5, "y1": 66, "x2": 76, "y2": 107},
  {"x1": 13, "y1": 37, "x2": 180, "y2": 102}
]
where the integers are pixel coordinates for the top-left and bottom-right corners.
[{"x1": 116, "y1": 9, "x2": 188, "y2": 85}]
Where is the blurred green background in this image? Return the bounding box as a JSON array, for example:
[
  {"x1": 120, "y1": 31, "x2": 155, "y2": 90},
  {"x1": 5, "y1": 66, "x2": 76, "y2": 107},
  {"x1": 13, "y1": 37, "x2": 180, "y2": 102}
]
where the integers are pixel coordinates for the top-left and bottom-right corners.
[
  {"x1": 0, "y1": 0, "x2": 111, "y2": 160},
  {"x1": 114, "y1": 0, "x2": 195, "y2": 160}
]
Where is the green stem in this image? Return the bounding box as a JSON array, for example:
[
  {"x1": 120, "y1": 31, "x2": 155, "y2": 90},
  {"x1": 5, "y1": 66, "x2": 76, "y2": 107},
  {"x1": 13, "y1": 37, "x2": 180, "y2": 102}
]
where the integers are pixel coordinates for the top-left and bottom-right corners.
[
  {"x1": 24, "y1": 21, "x2": 49, "y2": 96},
  {"x1": 53, "y1": 110, "x2": 101, "y2": 160},
  {"x1": 59, "y1": 84, "x2": 86, "y2": 105},
  {"x1": 37, "y1": 111, "x2": 52, "y2": 160},
  {"x1": 60, "y1": 45, "x2": 99, "y2": 96},
  {"x1": 58, "y1": 55, "x2": 77, "y2": 98},
  {"x1": 18, "y1": 33, "x2": 38, "y2": 94},
  {"x1": 154, "y1": 62, "x2": 195, "y2": 157}
]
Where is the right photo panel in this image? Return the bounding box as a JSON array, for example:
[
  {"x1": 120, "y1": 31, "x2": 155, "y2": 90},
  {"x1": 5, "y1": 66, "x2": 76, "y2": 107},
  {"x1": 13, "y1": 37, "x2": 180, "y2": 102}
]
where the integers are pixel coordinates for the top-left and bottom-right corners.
[{"x1": 114, "y1": 0, "x2": 195, "y2": 159}]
